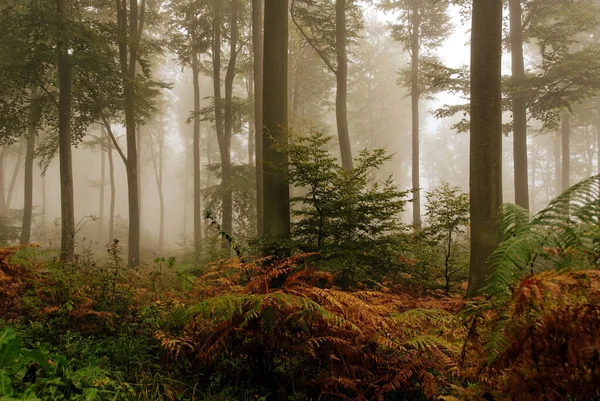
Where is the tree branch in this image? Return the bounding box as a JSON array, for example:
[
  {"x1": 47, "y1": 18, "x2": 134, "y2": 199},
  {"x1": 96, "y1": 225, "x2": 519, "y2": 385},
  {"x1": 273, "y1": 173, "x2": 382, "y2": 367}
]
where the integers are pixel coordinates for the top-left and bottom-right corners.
[
  {"x1": 100, "y1": 115, "x2": 128, "y2": 166},
  {"x1": 290, "y1": 0, "x2": 338, "y2": 75}
]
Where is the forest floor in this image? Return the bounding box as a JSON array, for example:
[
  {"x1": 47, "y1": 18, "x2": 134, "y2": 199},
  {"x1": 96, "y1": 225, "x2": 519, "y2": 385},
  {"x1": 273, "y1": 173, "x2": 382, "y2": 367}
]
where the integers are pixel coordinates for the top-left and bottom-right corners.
[{"x1": 1, "y1": 245, "x2": 599, "y2": 401}]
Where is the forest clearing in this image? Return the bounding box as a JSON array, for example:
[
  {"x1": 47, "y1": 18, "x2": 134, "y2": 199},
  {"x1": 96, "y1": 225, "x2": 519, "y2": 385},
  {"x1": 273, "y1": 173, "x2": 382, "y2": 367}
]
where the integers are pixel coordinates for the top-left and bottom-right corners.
[{"x1": 1, "y1": 0, "x2": 600, "y2": 399}]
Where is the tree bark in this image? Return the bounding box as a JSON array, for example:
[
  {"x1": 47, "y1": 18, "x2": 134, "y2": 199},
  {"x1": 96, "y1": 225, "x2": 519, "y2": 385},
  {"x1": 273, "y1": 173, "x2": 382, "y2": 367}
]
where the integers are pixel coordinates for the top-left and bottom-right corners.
[
  {"x1": 41, "y1": 169, "x2": 46, "y2": 226},
  {"x1": 116, "y1": 0, "x2": 143, "y2": 267},
  {"x1": 561, "y1": 110, "x2": 570, "y2": 191},
  {"x1": 137, "y1": 125, "x2": 143, "y2": 234},
  {"x1": 0, "y1": 147, "x2": 5, "y2": 215},
  {"x1": 20, "y1": 91, "x2": 37, "y2": 245},
  {"x1": 150, "y1": 118, "x2": 165, "y2": 252},
  {"x1": 410, "y1": 0, "x2": 421, "y2": 229},
  {"x1": 530, "y1": 137, "x2": 537, "y2": 214},
  {"x1": 6, "y1": 143, "x2": 23, "y2": 210},
  {"x1": 108, "y1": 132, "x2": 116, "y2": 243},
  {"x1": 509, "y1": 0, "x2": 529, "y2": 210},
  {"x1": 597, "y1": 119, "x2": 600, "y2": 176},
  {"x1": 248, "y1": 72, "x2": 255, "y2": 166},
  {"x1": 99, "y1": 128, "x2": 106, "y2": 242},
  {"x1": 211, "y1": 0, "x2": 227, "y2": 249},
  {"x1": 467, "y1": 0, "x2": 503, "y2": 297},
  {"x1": 192, "y1": 48, "x2": 202, "y2": 261},
  {"x1": 554, "y1": 130, "x2": 561, "y2": 196},
  {"x1": 335, "y1": 0, "x2": 353, "y2": 171},
  {"x1": 56, "y1": 0, "x2": 75, "y2": 261},
  {"x1": 262, "y1": 0, "x2": 290, "y2": 246},
  {"x1": 253, "y1": 0, "x2": 264, "y2": 236},
  {"x1": 220, "y1": 0, "x2": 238, "y2": 250}
]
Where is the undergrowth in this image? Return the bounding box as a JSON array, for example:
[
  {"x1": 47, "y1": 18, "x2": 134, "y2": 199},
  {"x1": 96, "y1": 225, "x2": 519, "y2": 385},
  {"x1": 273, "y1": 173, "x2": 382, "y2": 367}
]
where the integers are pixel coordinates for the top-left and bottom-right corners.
[{"x1": 2, "y1": 176, "x2": 600, "y2": 400}]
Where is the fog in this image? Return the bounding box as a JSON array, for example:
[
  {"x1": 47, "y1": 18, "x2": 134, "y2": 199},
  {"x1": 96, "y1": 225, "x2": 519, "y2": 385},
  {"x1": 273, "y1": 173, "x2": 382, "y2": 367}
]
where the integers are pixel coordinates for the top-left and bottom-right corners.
[{"x1": 2, "y1": 0, "x2": 599, "y2": 260}]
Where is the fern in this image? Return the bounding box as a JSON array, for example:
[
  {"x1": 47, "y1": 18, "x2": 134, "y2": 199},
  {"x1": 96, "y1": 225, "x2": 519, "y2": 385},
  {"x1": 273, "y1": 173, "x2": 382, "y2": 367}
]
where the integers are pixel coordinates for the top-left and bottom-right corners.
[{"x1": 486, "y1": 175, "x2": 600, "y2": 297}]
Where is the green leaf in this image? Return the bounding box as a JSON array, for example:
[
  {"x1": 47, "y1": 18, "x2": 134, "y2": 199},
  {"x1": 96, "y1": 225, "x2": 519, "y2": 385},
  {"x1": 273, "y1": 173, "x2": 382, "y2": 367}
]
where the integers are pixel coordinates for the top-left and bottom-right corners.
[
  {"x1": 0, "y1": 328, "x2": 21, "y2": 370},
  {"x1": 0, "y1": 370, "x2": 14, "y2": 396}
]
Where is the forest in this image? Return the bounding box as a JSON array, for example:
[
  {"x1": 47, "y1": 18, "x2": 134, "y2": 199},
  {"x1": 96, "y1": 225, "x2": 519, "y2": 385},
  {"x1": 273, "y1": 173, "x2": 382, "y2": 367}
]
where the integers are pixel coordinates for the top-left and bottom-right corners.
[{"x1": 1, "y1": 0, "x2": 600, "y2": 399}]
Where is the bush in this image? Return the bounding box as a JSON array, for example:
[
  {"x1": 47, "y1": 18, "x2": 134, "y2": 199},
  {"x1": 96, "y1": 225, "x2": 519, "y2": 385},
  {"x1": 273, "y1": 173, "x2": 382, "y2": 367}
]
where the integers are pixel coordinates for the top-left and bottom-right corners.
[{"x1": 282, "y1": 131, "x2": 409, "y2": 286}]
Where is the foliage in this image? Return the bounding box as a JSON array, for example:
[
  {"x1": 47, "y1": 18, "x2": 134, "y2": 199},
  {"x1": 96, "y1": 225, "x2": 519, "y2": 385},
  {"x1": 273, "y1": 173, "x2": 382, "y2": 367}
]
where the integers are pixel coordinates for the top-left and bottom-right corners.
[
  {"x1": 281, "y1": 131, "x2": 410, "y2": 286},
  {"x1": 158, "y1": 254, "x2": 465, "y2": 400},
  {"x1": 424, "y1": 183, "x2": 470, "y2": 293}
]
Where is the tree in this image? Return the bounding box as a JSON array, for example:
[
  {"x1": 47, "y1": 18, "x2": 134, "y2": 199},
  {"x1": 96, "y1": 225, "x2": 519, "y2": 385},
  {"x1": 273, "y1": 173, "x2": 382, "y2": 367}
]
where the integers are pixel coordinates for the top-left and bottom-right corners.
[
  {"x1": 19, "y1": 89, "x2": 39, "y2": 246},
  {"x1": 291, "y1": 0, "x2": 361, "y2": 170},
  {"x1": 56, "y1": 0, "x2": 75, "y2": 261},
  {"x1": 167, "y1": 0, "x2": 213, "y2": 261},
  {"x1": 381, "y1": 0, "x2": 451, "y2": 228},
  {"x1": 468, "y1": 0, "x2": 503, "y2": 297},
  {"x1": 509, "y1": 0, "x2": 529, "y2": 210},
  {"x1": 424, "y1": 183, "x2": 469, "y2": 293},
  {"x1": 262, "y1": 0, "x2": 290, "y2": 248},
  {"x1": 252, "y1": 0, "x2": 264, "y2": 236}
]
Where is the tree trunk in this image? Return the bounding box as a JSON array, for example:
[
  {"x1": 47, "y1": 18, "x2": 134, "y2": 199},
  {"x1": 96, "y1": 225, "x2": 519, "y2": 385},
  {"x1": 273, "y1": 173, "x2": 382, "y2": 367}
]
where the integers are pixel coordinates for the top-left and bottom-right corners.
[
  {"x1": 6, "y1": 143, "x2": 23, "y2": 210},
  {"x1": 262, "y1": 0, "x2": 290, "y2": 246},
  {"x1": 108, "y1": 130, "x2": 116, "y2": 243},
  {"x1": 117, "y1": 0, "x2": 143, "y2": 267},
  {"x1": 509, "y1": 0, "x2": 529, "y2": 210},
  {"x1": 137, "y1": 126, "x2": 143, "y2": 233},
  {"x1": 253, "y1": 0, "x2": 264, "y2": 236},
  {"x1": 56, "y1": 0, "x2": 75, "y2": 261},
  {"x1": 0, "y1": 147, "x2": 6, "y2": 214},
  {"x1": 335, "y1": 0, "x2": 353, "y2": 171},
  {"x1": 182, "y1": 148, "x2": 189, "y2": 238},
  {"x1": 554, "y1": 131, "x2": 561, "y2": 196},
  {"x1": 150, "y1": 119, "x2": 165, "y2": 252},
  {"x1": 220, "y1": 0, "x2": 238, "y2": 250},
  {"x1": 99, "y1": 128, "x2": 106, "y2": 242},
  {"x1": 20, "y1": 91, "x2": 37, "y2": 245},
  {"x1": 561, "y1": 110, "x2": 570, "y2": 192},
  {"x1": 212, "y1": 0, "x2": 227, "y2": 248},
  {"x1": 597, "y1": 119, "x2": 600, "y2": 176},
  {"x1": 192, "y1": 48, "x2": 202, "y2": 261},
  {"x1": 530, "y1": 137, "x2": 537, "y2": 214},
  {"x1": 410, "y1": 0, "x2": 421, "y2": 229},
  {"x1": 467, "y1": 0, "x2": 503, "y2": 297},
  {"x1": 248, "y1": 72, "x2": 255, "y2": 166},
  {"x1": 41, "y1": 169, "x2": 46, "y2": 226}
]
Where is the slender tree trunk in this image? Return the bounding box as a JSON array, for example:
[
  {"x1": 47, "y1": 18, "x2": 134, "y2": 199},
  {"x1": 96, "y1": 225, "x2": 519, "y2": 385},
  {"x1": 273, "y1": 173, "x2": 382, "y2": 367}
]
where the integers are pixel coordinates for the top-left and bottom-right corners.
[
  {"x1": 410, "y1": 0, "x2": 421, "y2": 229},
  {"x1": 212, "y1": 0, "x2": 227, "y2": 248},
  {"x1": 150, "y1": 121, "x2": 165, "y2": 252},
  {"x1": 117, "y1": 0, "x2": 142, "y2": 267},
  {"x1": 41, "y1": 170, "x2": 46, "y2": 226},
  {"x1": 158, "y1": 127, "x2": 164, "y2": 252},
  {"x1": 561, "y1": 110, "x2": 570, "y2": 191},
  {"x1": 108, "y1": 131, "x2": 116, "y2": 243},
  {"x1": 253, "y1": 0, "x2": 264, "y2": 236},
  {"x1": 56, "y1": 0, "x2": 76, "y2": 261},
  {"x1": 6, "y1": 143, "x2": 23, "y2": 210},
  {"x1": 182, "y1": 148, "x2": 189, "y2": 238},
  {"x1": 0, "y1": 147, "x2": 6, "y2": 214},
  {"x1": 262, "y1": 0, "x2": 290, "y2": 246},
  {"x1": 192, "y1": 49, "x2": 202, "y2": 261},
  {"x1": 530, "y1": 137, "x2": 537, "y2": 214},
  {"x1": 597, "y1": 120, "x2": 600, "y2": 176},
  {"x1": 467, "y1": 0, "x2": 503, "y2": 297},
  {"x1": 137, "y1": 126, "x2": 143, "y2": 233},
  {"x1": 220, "y1": 0, "x2": 238, "y2": 249},
  {"x1": 335, "y1": 0, "x2": 353, "y2": 171},
  {"x1": 99, "y1": 128, "x2": 106, "y2": 242},
  {"x1": 248, "y1": 73, "x2": 255, "y2": 166},
  {"x1": 554, "y1": 131, "x2": 561, "y2": 196},
  {"x1": 20, "y1": 91, "x2": 37, "y2": 245},
  {"x1": 509, "y1": 0, "x2": 529, "y2": 210}
]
